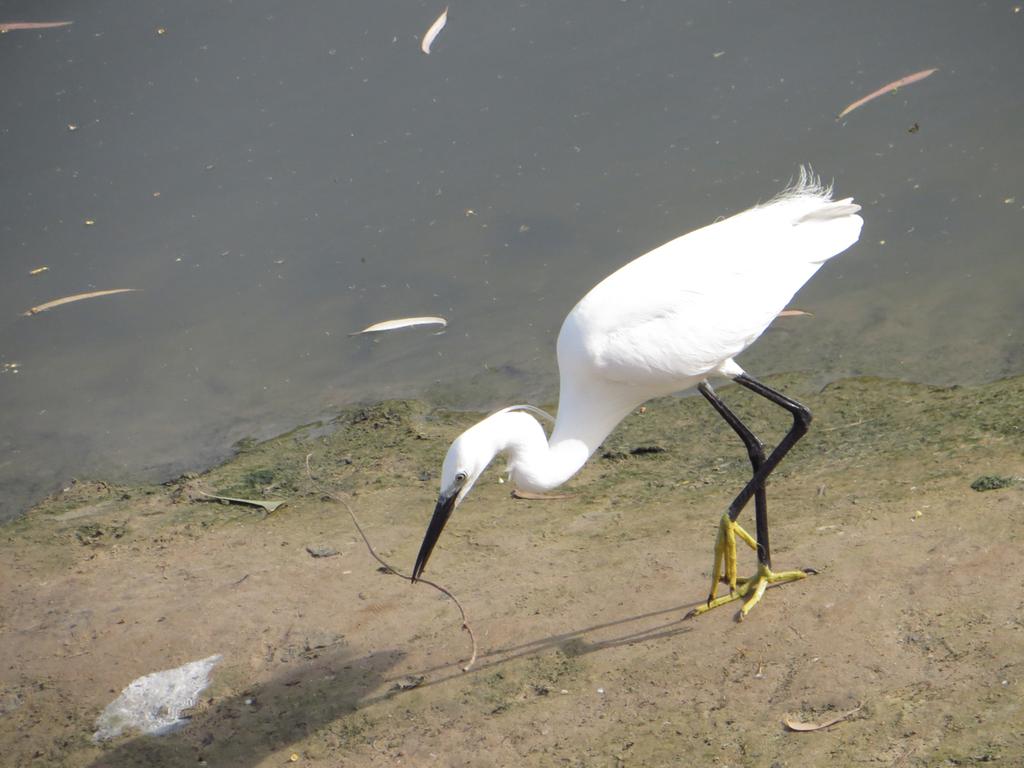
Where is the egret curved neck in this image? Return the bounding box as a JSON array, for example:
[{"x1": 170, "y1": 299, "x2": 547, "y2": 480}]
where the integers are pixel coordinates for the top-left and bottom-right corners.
[{"x1": 499, "y1": 384, "x2": 639, "y2": 492}]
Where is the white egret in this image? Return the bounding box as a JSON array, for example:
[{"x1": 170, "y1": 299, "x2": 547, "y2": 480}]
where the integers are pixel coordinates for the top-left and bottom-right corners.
[{"x1": 413, "y1": 168, "x2": 863, "y2": 618}]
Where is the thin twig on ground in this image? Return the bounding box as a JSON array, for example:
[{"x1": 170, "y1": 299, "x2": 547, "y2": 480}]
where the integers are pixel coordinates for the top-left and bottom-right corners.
[{"x1": 304, "y1": 453, "x2": 478, "y2": 672}]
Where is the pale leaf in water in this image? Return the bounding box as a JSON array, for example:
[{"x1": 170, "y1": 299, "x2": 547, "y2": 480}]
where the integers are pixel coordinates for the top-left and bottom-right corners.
[
  {"x1": 351, "y1": 316, "x2": 447, "y2": 335},
  {"x1": 784, "y1": 703, "x2": 863, "y2": 732},
  {"x1": 777, "y1": 309, "x2": 813, "y2": 318},
  {"x1": 0, "y1": 20, "x2": 72, "y2": 32},
  {"x1": 421, "y1": 6, "x2": 448, "y2": 54},
  {"x1": 838, "y1": 68, "x2": 937, "y2": 118},
  {"x1": 29, "y1": 266, "x2": 50, "y2": 275},
  {"x1": 23, "y1": 288, "x2": 139, "y2": 316}
]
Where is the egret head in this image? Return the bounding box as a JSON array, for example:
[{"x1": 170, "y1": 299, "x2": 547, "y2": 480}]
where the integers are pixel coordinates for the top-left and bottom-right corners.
[{"x1": 411, "y1": 419, "x2": 498, "y2": 581}]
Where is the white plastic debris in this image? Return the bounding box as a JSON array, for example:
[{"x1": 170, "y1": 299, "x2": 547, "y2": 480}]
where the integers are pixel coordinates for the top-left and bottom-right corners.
[{"x1": 93, "y1": 654, "x2": 222, "y2": 742}]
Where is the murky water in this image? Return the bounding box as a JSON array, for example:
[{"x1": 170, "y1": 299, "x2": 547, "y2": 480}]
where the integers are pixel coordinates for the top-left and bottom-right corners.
[{"x1": 2, "y1": 0, "x2": 1022, "y2": 520}]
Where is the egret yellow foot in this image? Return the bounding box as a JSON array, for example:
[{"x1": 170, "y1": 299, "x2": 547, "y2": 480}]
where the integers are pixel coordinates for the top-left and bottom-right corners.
[{"x1": 687, "y1": 513, "x2": 813, "y2": 620}]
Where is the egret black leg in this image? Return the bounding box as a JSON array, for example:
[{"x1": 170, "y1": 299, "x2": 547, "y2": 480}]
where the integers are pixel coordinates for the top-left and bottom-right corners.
[
  {"x1": 698, "y1": 381, "x2": 771, "y2": 566},
  {"x1": 686, "y1": 374, "x2": 815, "y2": 619},
  {"x1": 727, "y1": 374, "x2": 811, "y2": 533}
]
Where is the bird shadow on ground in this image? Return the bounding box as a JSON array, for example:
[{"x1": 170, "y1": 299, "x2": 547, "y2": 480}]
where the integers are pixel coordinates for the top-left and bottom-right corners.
[
  {"x1": 86, "y1": 600, "x2": 700, "y2": 766},
  {"x1": 87, "y1": 646, "x2": 403, "y2": 768},
  {"x1": 393, "y1": 599, "x2": 701, "y2": 694}
]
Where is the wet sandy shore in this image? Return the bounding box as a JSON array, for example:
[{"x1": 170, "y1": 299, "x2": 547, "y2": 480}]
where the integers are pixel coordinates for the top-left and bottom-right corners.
[{"x1": 1, "y1": 373, "x2": 1022, "y2": 767}]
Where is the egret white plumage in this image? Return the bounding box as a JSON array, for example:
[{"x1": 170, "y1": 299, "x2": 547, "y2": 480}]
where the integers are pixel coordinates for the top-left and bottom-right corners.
[{"x1": 413, "y1": 168, "x2": 863, "y2": 618}]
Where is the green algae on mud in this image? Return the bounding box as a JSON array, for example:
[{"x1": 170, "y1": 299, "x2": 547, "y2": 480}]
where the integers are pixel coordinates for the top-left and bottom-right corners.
[
  {"x1": 17, "y1": 372, "x2": 1024, "y2": 529},
  {"x1": 2, "y1": 374, "x2": 1023, "y2": 767}
]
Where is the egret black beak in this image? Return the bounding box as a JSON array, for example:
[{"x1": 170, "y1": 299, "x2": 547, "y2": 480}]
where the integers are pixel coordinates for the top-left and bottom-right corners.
[{"x1": 411, "y1": 485, "x2": 459, "y2": 582}]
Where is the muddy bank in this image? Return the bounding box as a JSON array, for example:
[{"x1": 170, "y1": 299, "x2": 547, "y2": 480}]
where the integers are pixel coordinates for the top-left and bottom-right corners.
[{"x1": 1, "y1": 374, "x2": 1022, "y2": 767}]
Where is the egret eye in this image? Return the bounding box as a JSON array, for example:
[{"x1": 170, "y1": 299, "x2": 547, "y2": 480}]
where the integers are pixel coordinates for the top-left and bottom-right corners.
[{"x1": 455, "y1": 471, "x2": 467, "y2": 483}]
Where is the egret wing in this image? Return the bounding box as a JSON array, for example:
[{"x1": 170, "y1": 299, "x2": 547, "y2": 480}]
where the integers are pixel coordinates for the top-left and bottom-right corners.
[{"x1": 561, "y1": 192, "x2": 862, "y2": 388}]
